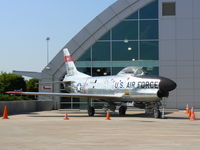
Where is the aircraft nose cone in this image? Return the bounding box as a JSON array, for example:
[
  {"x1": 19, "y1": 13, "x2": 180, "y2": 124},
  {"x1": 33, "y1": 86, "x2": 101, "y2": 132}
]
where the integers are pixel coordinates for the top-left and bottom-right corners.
[{"x1": 159, "y1": 77, "x2": 177, "y2": 92}]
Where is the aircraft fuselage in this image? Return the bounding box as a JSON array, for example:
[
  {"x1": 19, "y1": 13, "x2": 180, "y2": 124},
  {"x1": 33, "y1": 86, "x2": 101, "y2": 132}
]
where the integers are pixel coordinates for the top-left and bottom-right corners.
[{"x1": 65, "y1": 74, "x2": 161, "y2": 102}]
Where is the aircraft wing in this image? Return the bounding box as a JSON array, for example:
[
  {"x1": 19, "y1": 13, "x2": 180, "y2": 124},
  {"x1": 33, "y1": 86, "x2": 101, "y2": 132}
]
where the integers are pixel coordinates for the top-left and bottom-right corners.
[{"x1": 6, "y1": 91, "x2": 123, "y2": 100}]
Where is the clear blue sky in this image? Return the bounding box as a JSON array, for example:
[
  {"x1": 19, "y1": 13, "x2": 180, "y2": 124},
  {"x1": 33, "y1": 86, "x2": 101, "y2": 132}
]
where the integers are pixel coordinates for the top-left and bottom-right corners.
[{"x1": 0, "y1": 0, "x2": 116, "y2": 73}]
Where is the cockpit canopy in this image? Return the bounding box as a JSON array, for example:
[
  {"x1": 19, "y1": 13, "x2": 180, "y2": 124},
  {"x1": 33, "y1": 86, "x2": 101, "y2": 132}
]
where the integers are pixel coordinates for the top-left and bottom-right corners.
[{"x1": 117, "y1": 67, "x2": 146, "y2": 76}]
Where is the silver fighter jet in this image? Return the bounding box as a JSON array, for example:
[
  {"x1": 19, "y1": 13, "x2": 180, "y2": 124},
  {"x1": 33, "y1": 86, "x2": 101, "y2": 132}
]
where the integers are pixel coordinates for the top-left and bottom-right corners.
[{"x1": 7, "y1": 48, "x2": 177, "y2": 118}]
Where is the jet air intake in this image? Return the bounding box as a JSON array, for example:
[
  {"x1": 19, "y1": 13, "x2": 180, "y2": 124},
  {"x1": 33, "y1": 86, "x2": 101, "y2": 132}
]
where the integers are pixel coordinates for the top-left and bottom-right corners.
[{"x1": 157, "y1": 77, "x2": 177, "y2": 98}]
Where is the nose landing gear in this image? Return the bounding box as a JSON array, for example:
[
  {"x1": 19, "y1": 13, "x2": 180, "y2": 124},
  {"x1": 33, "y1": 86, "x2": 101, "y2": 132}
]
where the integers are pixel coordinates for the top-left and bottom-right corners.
[
  {"x1": 145, "y1": 102, "x2": 162, "y2": 118},
  {"x1": 153, "y1": 108, "x2": 161, "y2": 118}
]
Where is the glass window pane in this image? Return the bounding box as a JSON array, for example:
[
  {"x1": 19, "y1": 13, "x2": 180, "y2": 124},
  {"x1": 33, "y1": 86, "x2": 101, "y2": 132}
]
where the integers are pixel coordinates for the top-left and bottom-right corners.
[
  {"x1": 99, "y1": 31, "x2": 110, "y2": 40},
  {"x1": 112, "y1": 67, "x2": 124, "y2": 75},
  {"x1": 140, "y1": 41, "x2": 158, "y2": 60},
  {"x1": 92, "y1": 67, "x2": 111, "y2": 76},
  {"x1": 60, "y1": 104, "x2": 71, "y2": 109},
  {"x1": 73, "y1": 98, "x2": 80, "y2": 103},
  {"x1": 126, "y1": 11, "x2": 138, "y2": 19},
  {"x1": 79, "y1": 98, "x2": 88, "y2": 110},
  {"x1": 92, "y1": 42, "x2": 110, "y2": 61},
  {"x1": 61, "y1": 97, "x2": 71, "y2": 102},
  {"x1": 112, "y1": 21, "x2": 138, "y2": 40},
  {"x1": 112, "y1": 41, "x2": 138, "y2": 61},
  {"x1": 78, "y1": 67, "x2": 91, "y2": 76},
  {"x1": 78, "y1": 48, "x2": 91, "y2": 61},
  {"x1": 79, "y1": 103, "x2": 88, "y2": 110},
  {"x1": 140, "y1": 20, "x2": 158, "y2": 40},
  {"x1": 140, "y1": 0, "x2": 158, "y2": 19},
  {"x1": 72, "y1": 104, "x2": 80, "y2": 109}
]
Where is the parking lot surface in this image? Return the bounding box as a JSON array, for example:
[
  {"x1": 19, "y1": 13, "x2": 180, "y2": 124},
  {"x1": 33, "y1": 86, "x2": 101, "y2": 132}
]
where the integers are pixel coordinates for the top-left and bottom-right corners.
[{"x1": 0, "y1": 110, "x2": 200, "y2": 150}]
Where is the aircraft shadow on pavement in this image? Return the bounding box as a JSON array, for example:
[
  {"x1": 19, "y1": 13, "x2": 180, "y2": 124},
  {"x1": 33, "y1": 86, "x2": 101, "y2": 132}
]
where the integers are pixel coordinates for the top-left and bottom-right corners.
[
  {"x1": 166, "y1": 116, "x2": 195, "y2": 120},
  {"x1": 28, "y1": 113, "x2": 148, "y2": 118},
  {"x1": 28, "y1": 111, "x2": 193, "y2": 120}
]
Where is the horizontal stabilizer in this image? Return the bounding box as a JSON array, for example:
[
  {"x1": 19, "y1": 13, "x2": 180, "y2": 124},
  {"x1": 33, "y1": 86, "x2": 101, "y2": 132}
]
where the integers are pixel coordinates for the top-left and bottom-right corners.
[{"x1": 38, "y1": 81, "x2": 73, "y2": 85}]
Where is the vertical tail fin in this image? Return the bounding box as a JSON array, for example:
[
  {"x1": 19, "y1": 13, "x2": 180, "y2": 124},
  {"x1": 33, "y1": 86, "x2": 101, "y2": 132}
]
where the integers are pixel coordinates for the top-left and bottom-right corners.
[
  {"x1": 63, "y1": 48, "x2": 78, "y2": 76},
  {"x1": 63, "y1": 48, "x2": 90, "y2": 78}
]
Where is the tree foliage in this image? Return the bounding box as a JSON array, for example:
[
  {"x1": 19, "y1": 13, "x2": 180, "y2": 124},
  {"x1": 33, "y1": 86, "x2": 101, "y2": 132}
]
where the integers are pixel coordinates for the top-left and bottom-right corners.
[
  {"x1": 0, "y1": 72, "x2": 26, "y2": 93},
  {"x1": 26, "y1": 78, "x2": 39, "y2": 92},
  {"x1": 0, "y1": 95, "x2": 31, "y2": 101},
  {"x1": 0, "y1": 73, "x2": 40, "y2": 100}
]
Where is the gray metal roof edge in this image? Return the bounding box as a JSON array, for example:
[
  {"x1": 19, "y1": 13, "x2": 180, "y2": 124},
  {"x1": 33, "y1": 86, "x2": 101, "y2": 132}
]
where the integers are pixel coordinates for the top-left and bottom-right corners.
[{"x1": 13, "y1": 70, "x2": 42, "y2": 79}]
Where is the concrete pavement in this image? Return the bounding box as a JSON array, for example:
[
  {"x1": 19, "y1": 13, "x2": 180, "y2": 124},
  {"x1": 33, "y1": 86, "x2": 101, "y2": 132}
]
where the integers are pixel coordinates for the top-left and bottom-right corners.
[{"x1": 0, "y1": 110, "x2": 200, "y2": 150}]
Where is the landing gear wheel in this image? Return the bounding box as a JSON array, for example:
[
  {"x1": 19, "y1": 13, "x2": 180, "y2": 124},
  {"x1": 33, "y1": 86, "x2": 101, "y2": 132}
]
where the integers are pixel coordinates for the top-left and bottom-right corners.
[
  {"x1": 88, "y1": 107, "x2": 95, "y2": 116},
  {"x1": 145, "y1": 108, "x2": 153, "y2": 117},
  {"x1": 119, "y1": 106, "x2": 127, "y2": 116},
  {"x1": 153, "y1": 109, "x2": 161, "y2": 118}
]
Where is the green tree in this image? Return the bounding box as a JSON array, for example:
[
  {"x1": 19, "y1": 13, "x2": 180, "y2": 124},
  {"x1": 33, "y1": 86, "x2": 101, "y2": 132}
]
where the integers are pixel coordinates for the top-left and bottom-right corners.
[
  {"x1": 26, "y1": 78, "x2": 39, "y2": 92},
  {"x1": 0, "y1": 72, "x2": 26, "y2": 93},
  {"x1": 26, "y1": 78, "x2": 39, "y2": 100}
]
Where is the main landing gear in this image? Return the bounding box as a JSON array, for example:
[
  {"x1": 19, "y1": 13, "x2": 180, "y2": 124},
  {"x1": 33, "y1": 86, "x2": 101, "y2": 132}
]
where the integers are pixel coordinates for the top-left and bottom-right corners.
[
  {"x1": 119, "y1": 106, "x2": 127, "y2": 116},
  {"x1": 87, "y1": 99, "x2": 95, "y2": 116},
  {"x1": 87, "y1": 101, "x2": 118, "y2": 117},
  {"x1": 104, "y1": 103, "x2": 127, "y2": 116},
  {"x1": 87, "y1": 102, "x2": 127, "y2": 117},
  {"x1": 88, "y1": 106, "x2": 95, "y2": 116}
]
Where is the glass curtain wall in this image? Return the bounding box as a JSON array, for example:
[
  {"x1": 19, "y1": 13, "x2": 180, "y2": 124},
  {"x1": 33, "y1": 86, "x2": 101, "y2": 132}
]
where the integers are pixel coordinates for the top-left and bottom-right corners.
[{"x1": 60, "y1": 0, "x2": 159, "y2": 109}]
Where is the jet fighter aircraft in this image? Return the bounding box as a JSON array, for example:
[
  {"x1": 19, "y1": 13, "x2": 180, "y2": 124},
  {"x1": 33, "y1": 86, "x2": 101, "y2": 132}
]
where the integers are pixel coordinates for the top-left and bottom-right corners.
[{"x1": 7, "y1": 48, "x2": 177, "y2": 118}]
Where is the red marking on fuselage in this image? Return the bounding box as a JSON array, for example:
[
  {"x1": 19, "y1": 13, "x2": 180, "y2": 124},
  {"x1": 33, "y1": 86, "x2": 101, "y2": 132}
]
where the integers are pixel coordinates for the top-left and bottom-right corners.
[{"x1": 64, "y1": 56, "x2": 73, "y2": 62}]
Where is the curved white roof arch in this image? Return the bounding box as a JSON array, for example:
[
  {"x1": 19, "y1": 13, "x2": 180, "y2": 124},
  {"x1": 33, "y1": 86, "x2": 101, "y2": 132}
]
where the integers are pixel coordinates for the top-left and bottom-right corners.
[{"x1": 42, "y1": 0, "x2": 155, "y2": 82}]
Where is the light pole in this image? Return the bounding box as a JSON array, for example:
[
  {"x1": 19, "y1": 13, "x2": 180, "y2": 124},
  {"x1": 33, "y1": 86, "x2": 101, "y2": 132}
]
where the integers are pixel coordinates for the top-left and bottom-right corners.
[{"x1": 46, "y1": 37, "x2": 50, "y2": 65}]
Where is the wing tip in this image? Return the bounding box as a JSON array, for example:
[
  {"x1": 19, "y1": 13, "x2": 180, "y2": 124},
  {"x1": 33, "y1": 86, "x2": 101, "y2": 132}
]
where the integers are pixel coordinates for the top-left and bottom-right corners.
[{"x1": 5, "y1": 91, "x2": 23, "y2": 95}]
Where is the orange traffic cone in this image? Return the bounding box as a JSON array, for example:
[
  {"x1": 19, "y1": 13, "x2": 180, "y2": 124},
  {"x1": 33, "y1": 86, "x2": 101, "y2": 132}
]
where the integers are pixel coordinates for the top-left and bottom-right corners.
[
  {"x1": 188, "y1": 108, "x2": 191, "y2": 118},
  {"x1": 105, "y1": 111, "x2": 111, "y2": 120},
  {"x1": 185, "y1": 104, "x2": 190, "y2": 114},
  {"x1": 2, "y1": 106, "x2": 9, "y2": 119},
  {"x1": 190, "y1": 107, "x2": 196, "y2": 121},
  {"x1": 64, "y1": 112, "x2": 69, "y2": 120}
]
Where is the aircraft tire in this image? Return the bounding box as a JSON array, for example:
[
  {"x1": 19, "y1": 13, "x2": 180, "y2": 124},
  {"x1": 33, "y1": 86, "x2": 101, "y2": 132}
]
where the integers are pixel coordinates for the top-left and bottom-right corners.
[
  {"x1": 153, "y1": 109, "x2": 161, "y2": 118},
  {"x1": 88, "y1": 107, "x2": 95, "y2": 116},
  {"x1": 145, "y1": 108, "x2": 153, "y2": 117},
  {"x1": 119, "y1": 106, "x2": 127, "y2": 116}
]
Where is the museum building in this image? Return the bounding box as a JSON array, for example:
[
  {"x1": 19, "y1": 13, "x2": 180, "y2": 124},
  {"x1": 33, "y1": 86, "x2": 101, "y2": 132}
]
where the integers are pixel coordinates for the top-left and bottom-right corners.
[{"x1": 15, "y1": 0, "x2": 200, "y2": 109}]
